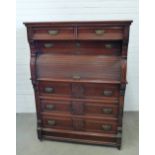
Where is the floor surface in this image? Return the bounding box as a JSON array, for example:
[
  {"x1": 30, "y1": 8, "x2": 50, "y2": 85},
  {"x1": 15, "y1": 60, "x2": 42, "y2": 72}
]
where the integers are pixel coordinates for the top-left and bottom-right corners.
[{"x1": 16, "y1": 112, "x2": 139, "y2": 155}]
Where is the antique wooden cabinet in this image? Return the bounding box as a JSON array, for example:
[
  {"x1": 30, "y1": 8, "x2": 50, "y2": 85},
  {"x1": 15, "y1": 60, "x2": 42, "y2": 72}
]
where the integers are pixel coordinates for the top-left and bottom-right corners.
[{"x1": 24, "y1": 21, "x2": 132, "y2": 149}]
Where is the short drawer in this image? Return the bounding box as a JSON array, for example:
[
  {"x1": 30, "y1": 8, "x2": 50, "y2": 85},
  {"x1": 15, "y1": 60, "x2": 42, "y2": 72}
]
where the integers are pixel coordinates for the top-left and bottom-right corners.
[
  {"x1": 32, "y1": 27, "x2": 74, "y2": 40},
  {"x1": 38, "y1": 81, "x2": 71, "y2": 97},
  {"x1": 71, "y1": 83, "x2": 120, "y2": 99},
  {"x1": 42, "y1": 115, "x2": 117, "y2": 134},
  {"x1": 84, "y1": 102, "x2": 118, "y2": 116},
  {"x1": 78, "y1": 26, "x2": 123, "y2": 40},
  {"x1": 42, "y1": 115, "x2": 73, "y2": 130},
  {"x1": 84, "y1": 118, "x2": 117, "y2": 134},
  {"x1": 40, "y1": 99, "x2": 118, "y2": 117}
]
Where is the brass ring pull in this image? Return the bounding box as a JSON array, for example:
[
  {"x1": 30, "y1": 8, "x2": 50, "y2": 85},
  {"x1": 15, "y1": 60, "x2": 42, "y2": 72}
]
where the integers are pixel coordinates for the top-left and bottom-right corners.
[
  {"x1": 47, "y1": 120, "x2": 56, "y2": 126},
  {"x1": 102, "y1": 108, "x2": 112, "y2": 114},
  {"x1": 44, "y1": 43, "x2": 54, "y2": 48},
  {"x1": 101, "y1": 124, "x2": 112, "y2": 131},
  {"x1": 48, "y1": 30, "x2": 59, "y2": 35},
  {"x1": 95, "y1": 29, "x2": 105, "y2": 35},
  {"x1": 44, "y1": 87, "x2": 54, "y2": 93}
]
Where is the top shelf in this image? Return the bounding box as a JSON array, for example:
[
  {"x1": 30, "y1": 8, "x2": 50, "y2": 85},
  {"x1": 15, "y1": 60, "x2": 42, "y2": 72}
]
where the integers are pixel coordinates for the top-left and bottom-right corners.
[{"x1": 24, "y1": 20, "x2": 133, "y2": 27}]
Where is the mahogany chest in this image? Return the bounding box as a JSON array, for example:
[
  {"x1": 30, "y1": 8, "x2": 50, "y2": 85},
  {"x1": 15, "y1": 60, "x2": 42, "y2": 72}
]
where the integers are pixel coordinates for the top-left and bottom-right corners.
[{"x1": 24, "y1": 21, "x2": 132, "y2": 149}]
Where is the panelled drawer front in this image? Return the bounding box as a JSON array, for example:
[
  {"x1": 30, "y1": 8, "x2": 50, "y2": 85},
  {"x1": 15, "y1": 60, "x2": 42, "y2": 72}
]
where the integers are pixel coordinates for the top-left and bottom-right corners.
[
  {"x1": 42, "y1": 115, "x2": 117, "y2": 134},
  {"x1": 42, "y1": 115, "x2": 73, "y2": 130},
  {"x1": 32, "y1": 27, "x2": 74, "y2": 40},
  {"x1": 85, "y1": 119, "x2": 117, "y2": 134},
  {"x1": 39, "y1": 82, "x2": 120, "y2": 99},
  {"x1": 39, "y1": 82, "x2": 71, "y2": 97},
  {"x1": 78, "y1": 27, "x2": 123, "y2": 40},
  {"x1": 37, "y1": 41, "x2": 122, "y2": 56},
  {"x1": 41, "y1": 99, "x2": 71, "y2": 113},
  {"x1": 85, "y1": 102, "x2": 118, "y2": 116},
  {"x1": 40, "y1": 99, "x2": 118, "y2": 117},
  {"x1": 72, "y1": 83, "x2": 120, "y2": 99}
]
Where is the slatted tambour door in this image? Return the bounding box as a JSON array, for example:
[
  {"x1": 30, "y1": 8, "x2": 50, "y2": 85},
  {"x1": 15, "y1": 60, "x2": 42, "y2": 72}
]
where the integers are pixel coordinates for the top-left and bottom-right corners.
[{"x1": 36, "y1": 54, "x2": 121, "y2": 82}]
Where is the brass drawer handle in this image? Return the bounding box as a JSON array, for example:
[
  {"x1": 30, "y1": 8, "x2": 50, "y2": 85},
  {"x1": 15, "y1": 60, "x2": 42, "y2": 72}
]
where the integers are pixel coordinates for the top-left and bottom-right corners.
[
  {"x1": 105, "y1": 44, "x2": 112, "y2": 49},
  {"x1": 72, "y1": 75, "x2": 81, "y2": 80},
  {"x1": 101, "y1": 124, "x2": 112, "y2": 131},
  {"x1": 48, "y1": 30, "x2": 59, "y2": 35},
  {"x1": 44, "y1": 87, "x2": 54, "y2": 93},
  {"x1": 95, "y1": 29, "x2": 105, "y2": 35},
  {"x1": 75, "y1": 42, "x2": 81, "y2": 48},
  {"x1": 46, "y1": 104, "x2": 55, "y2": 110},
  {"x1": 102, "y1": 108, "x2": 112, "y2": 114},
  {"x1": 47, "y1": 120, "x2": 56, "y2": 126},
  {"x1": 44, "y1": 43, "x2": 54, "y2": 48},
  {"x1": 103, "y1": 90, "x2": 113, "y2": 96}
]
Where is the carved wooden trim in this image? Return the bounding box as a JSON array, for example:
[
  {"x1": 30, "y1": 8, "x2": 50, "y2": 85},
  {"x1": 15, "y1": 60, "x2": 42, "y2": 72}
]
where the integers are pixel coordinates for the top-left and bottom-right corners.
[
  {"x1": 72, "y1": 118, "x2": 85, "y2": 131},
  {"x1": 71, "y1": 101, "x2": 85, "y2": 115},
  {"x1": 120, "y1": 84, "x2": 126, "y2": 96},
  {"x1": 71, "y1": 83, "x2": 85, "y2": 98},
  {"x1": 118, "y1": 83, "x2": 126, "y2": 130},
  {"x1": 121, "y1": 59, "x2": 127, "y2": 83},
  {"x1": 122, "y1": 26, "x2": 130, "y2": 57},
  {"x1": 27, "y1": 26, "x2": 32, "y2": 42},
  {"x1": 37, "y1": 127, "x2": 43, "y2": 140}
]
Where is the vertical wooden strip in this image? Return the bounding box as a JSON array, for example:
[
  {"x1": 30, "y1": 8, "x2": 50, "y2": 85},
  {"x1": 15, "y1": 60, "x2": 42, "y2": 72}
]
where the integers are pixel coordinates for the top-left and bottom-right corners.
[{"x1": 122, "y1": 26, "x2": 130, "y2": 57}]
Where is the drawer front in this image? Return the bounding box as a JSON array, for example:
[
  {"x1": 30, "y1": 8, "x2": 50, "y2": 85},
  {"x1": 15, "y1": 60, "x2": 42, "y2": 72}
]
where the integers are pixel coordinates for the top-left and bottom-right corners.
[
  {"x1": 42, "y1": 115, "x2": 73, "y2": 130},
  {"x1": 39, "y1": 82, "x2": 120, "y2": 99},
  {"x1": 40, "y1": 99, "x2": 118, "y2": 117},
  {"x1": 71, "y1": 83, "x2": 120, "y2": 99},
  {"x1": 84, "y1": 119, "x2": 117, "y2": 134},
  {"x1": 42, "y1": 115, "x2": 117, "y2": 134},
  {"x1": 41, "y1": 99, "x2": 71, "y2": 113},
  {"x1": 78, "y1": 27, "x2": 123, "y2": 40},
  {"x1": 39, "y1": 82, "x2": 71, "y2": 97},
  {"x1": 42, "y1": 130, "x2": 117, "y2": 144},
  {"x1": 37, "y1": 41, "x2": 121, "y2": 56},
  {"x1": 32, "y1": 27, "x2": 74, "y2": 40},
  {"x1": 84, "y1": 102, "x2": 118, "y2": 116}
]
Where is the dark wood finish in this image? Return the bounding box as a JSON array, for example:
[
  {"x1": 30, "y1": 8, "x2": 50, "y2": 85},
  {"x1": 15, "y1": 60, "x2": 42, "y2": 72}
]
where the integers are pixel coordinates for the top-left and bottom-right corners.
[
  {"x1": 42, "y1": 114, "x2": 117, "y2": 134},
  {"x1": 24, "y1": 20, "x2": 132, "y2": 149},
  {"x1": 40, "y1": 99, "x2": 118, "y2": 117},
  {"x1": 36, "y1": 41, "x2": 122, "y2": 55},
  {"x1": 36, "y1": 54, "x2": 121, "y2": 82},
  {"x1": 38, "y1": 81, "x2": 120, "y2": 99}
]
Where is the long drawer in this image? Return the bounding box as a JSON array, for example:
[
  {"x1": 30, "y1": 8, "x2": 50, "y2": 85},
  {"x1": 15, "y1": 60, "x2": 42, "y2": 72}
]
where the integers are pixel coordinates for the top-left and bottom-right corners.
[
  {"x1": 40, "y1": 98, "x2": 118, "y2": 117},
  {"x1": 42, "y1": 114, "x2": 118, "y2": 134},
  {"x1": 35, "y1": 41, "x2": 122, "y2": 56},
  {"x1": 41, "y1": 129, "x2": 118, "y2": 146},
  {"x1": 38, "y1": 81, "x2": 120, "y2": 99}
]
